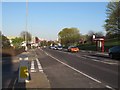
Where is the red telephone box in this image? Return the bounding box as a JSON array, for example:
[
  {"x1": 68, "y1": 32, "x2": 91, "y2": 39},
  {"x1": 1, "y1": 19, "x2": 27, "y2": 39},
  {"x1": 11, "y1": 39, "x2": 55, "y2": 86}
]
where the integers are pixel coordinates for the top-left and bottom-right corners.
[{"x1": 93, "y1": 35, "x2": 105, "y2": 53}]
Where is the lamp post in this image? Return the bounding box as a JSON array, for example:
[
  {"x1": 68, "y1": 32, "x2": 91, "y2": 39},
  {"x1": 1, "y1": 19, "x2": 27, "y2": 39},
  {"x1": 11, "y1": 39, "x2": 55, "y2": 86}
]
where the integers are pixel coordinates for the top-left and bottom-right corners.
[{"x1": 25, "y1": 0, "x2": 28, "y2": 51}]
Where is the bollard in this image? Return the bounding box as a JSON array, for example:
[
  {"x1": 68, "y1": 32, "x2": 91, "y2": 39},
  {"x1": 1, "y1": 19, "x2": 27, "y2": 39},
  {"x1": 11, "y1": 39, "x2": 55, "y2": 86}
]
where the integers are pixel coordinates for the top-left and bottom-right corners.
[{"x1": 18, "y1": 57, "x2": 30, "y2": 83}]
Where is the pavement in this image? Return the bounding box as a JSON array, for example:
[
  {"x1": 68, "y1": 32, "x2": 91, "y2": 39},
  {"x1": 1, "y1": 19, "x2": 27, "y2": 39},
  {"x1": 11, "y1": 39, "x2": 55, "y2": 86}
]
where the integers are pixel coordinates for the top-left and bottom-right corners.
[
  {"x1": 26, "y1": 72, "x2": 50, "y2": 88},
  {"x1": 2, "y1": 49, "x2": 50, "y2": 89},
  {"x1": 25, "y1": 49, "x2": 50, "y2": 88}
]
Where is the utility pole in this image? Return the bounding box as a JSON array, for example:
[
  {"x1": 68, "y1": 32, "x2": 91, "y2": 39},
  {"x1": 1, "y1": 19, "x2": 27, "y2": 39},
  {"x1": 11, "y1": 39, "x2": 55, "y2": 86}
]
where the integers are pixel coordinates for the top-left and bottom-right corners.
[{"x1": 25, "y1": 0, "x2": 28, "y2": 51}]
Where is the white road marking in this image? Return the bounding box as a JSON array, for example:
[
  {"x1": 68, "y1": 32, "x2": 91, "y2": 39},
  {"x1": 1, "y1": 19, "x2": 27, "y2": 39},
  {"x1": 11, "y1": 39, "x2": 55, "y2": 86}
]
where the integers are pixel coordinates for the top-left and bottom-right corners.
[
  {"x1": 82, "y1": 55, "x2": 118, "y2": 65},
  {"x1": 31, "y1": 61, "x2": 35, "y2": 69},
  {"x1": 36, "y1": 58, "x2": 43, "y2": 72},
  {"x1": 83, "y1": 55, "x2": 98, "y2": 59},
  {"x1": 30, "y1": 60, "x2": 36, "y2": 72},
  {"x1": 55, "y1": 50, "x2": 118, "y2": 65},
  {"x1": 105, "y1": 85, "x2": 116, "y2": 90},
  {"x1": 44, "y1": 52, "x2": 101, "y2": 84},
  {"x1": 42, "y1": 49, "x2": 116, "y2": 89},
  {"x1": 13, "y1": 77, "x2": 17, "y2": 89}
]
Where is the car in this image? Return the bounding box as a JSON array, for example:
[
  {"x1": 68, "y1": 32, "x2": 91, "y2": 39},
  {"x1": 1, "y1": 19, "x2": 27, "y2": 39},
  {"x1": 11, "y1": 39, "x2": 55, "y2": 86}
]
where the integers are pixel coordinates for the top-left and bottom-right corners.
[
  {"x1": 49, "y1": 46, "x2": 55, "y2": 49},
  {"x1": 57, "y1": 46, "x2": 63, "y2": 50},
  {"x1": 68, "y1": 46, "x2": 79, "y2": 52},
  {"x1": 108, "y1": 46, "x2": 120, "y2": 59},
  {"x1": 53, "y1": 46, "x2": 58, "y2": 50}
]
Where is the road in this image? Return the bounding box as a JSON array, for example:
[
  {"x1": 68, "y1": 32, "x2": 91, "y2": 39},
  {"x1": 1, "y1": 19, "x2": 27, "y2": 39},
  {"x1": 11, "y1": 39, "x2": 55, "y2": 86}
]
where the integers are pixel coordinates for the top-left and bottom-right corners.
[
  {"x1": 35, "y1": 48, "x2": 119, "y2": 89},
  {"x1": 2, "y1": 48, "x2": 119, "y2": 89}
]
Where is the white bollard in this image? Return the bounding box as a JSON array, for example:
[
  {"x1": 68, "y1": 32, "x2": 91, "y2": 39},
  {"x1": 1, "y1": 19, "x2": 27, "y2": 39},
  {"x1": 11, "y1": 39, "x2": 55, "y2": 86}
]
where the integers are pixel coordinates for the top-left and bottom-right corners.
[{"x1": 18, "y1": 57, "x2": 30, "y2": 83}]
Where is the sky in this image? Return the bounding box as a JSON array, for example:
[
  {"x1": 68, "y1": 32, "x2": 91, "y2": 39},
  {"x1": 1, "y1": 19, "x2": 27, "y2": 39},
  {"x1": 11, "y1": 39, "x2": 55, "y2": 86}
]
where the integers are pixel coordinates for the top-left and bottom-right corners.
[
  {"x1": 2, "y1": 2, "x2": 108, "y2": 40},
  {"x1": 2, "y1": 0, "x2": 110, "y2": 2}
]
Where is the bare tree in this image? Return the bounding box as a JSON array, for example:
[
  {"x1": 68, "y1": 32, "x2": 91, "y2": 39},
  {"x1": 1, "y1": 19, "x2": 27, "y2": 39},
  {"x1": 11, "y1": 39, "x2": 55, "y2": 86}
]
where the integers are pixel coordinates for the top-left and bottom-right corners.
[{"x1": 20, "y1": 31, "x2": 32, "y2": 42}]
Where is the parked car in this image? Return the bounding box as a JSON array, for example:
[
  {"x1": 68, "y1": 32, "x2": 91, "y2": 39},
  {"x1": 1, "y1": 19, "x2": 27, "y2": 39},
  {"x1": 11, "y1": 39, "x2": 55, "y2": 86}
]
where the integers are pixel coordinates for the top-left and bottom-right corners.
[
  {"x1": 68, "y1": 46, "x2": 79, "y2": 52},
  {"x1": 108, "y1": 46, "x2": 120, "y2": 59},
  {"x1": 49, "y1": 46, "x2": 55, "y2": 49},
  {"x1": 57, "y1": 46, "x2": 63, "y2": 50},
  {"x1": 53, "y1": 45, "x2": 58, "y2": 50}
]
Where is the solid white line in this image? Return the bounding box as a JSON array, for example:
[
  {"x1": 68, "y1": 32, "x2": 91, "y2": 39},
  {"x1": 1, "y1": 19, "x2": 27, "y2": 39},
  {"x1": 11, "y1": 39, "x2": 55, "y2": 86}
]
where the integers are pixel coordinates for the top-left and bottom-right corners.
[
  {"x1": 42, "y1": 49, "x2": 115, "y2": 89},
  {"x1": 44, "y1": 52, "x2": 101, "y2": 84},
  {"x1": 105, "y1": 85, "x2": 115, "y2": 90},
  {"x1": 38, "y1": 65, "x2": 42, "y2": 70},
  {"x1": 13, "y1": 77, "x2": 17, "y2": 89}
]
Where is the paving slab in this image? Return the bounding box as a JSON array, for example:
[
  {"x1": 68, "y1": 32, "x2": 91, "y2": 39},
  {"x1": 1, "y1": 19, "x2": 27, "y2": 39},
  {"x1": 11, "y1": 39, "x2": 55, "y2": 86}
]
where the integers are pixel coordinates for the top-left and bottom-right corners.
[{"x1": 26, "y1": 72, "x2": 50, "y2": 88}]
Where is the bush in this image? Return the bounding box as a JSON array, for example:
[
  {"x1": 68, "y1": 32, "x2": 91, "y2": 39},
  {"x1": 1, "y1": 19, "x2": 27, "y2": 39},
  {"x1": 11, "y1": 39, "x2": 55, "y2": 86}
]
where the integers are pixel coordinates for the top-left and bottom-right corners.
[{"x1": 2, "y1": 47, "x2": 25, "y2": 57}]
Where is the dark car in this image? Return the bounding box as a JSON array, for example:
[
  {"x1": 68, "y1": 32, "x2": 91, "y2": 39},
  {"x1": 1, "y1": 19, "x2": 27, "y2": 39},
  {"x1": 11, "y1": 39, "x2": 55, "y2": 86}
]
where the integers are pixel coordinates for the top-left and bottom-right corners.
[{"x1": 108, "y1": 46, "x2": 120, "y2": 59}]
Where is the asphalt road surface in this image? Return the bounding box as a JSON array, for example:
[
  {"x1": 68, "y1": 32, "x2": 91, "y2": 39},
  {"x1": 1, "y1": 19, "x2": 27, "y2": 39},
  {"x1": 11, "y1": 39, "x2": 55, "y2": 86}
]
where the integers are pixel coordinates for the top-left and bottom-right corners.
[
  {"x1": 2, "y1": 48, "x2": 119, "y2": 89},
  {"x1": 35, "y1": 48, "x2": 119, "y2": 89}
]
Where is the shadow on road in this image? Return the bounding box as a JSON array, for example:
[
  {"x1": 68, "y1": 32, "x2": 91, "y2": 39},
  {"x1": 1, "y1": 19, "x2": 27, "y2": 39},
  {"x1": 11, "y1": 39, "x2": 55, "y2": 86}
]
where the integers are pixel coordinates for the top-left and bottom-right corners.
[
  {"x1": 2, "y1": 53, "x2": 13, "y2": 89},
  {"x1": 2, "y1": 49, "x2": 26, "y2": 89}
]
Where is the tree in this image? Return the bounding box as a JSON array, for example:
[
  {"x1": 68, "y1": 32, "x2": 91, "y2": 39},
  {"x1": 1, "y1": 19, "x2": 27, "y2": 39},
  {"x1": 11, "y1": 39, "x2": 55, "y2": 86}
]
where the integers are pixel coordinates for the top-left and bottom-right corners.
[
  {"x1": 86, "y1": 31, "x2": 95, "y2": 44},
  {"x1": 58, "y1": 27, "x2": 80, "y2": 46},
  {"x1": 95, "y1": 31, "x2": 104, "y2": 37},
  {"x1": 20, "y1": 31, "x2": 32, "y2": 42},
  {"x1": 79, "y1": 34, "x2": 87, "y2": 44},
  {"x1": 86, "y1": 30, "x2": 104, "y2": 44},
  {"x1": 1, "y1": 35, "x2": 11, "y2": 48},
  {"x1": 40, "y1": 40, "x2": 47, "y2": 46},
  {"x1": 0, "y1": 31, "x2": 2, "y2": 46},
  {"x1": 104, "y1": 1, "x2": 120, "y2": 38},
  {"x1": 11, "y1": 37, "x2": 24, "y2": 48},
  {"x1": 47, "y1": 40, "x2": 54, "y2": 46}
]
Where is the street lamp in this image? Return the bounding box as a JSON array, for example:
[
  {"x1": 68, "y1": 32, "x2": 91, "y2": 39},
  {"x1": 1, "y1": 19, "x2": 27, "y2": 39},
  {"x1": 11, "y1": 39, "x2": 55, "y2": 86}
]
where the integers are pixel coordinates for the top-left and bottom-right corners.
[{"x1": 25, "y1": 0, "x2": 28, "y2": 51}]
